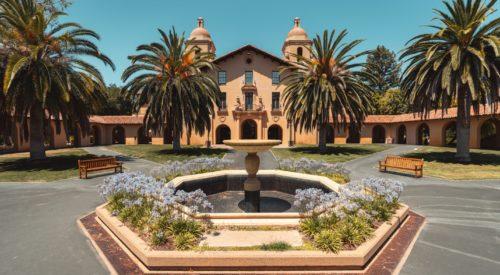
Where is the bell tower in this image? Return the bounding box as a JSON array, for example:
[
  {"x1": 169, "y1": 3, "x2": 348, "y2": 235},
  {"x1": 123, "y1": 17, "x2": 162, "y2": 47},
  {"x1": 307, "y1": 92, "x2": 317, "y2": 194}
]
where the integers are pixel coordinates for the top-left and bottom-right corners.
[
  {"x1": 186, "y1": 17, "x2": 216, "y2": 55},
  {"x1": 282, "y1": 18, "x2": 312, "y2": 62}
]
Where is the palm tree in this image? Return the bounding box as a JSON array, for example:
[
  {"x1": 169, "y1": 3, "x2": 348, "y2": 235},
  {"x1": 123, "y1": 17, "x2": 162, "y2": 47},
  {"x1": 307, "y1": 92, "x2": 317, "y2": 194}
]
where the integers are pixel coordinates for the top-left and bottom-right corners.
[
  {"x1": 0, "y1": 0, "x2": 114, "y2": 160},
  {"x1": 281, "y1": 30, "x2": 374, "y2": 153},
  {"x1": 122, "y1": 28, "x2": 220, "y2": 151},
  {"x1": 401, "y1": 0, "x2": 499, "y2": 162}
]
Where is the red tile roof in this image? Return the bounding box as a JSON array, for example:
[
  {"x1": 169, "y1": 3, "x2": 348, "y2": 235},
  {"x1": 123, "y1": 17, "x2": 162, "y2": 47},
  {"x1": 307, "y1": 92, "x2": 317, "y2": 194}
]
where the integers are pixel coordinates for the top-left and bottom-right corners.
[{"x1": 90, "y1": 115, "x2": 144, "y2": 125}]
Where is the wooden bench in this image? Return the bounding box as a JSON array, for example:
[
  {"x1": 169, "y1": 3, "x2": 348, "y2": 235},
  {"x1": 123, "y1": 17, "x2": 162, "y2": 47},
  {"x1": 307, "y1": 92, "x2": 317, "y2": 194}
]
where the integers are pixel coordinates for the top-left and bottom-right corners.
[
  {"x1": 379, "y1": 155, "x2": 424, "y2": 178},
  {"x1": 78, "y1": 157, "x2": 123, "y2": 179}
]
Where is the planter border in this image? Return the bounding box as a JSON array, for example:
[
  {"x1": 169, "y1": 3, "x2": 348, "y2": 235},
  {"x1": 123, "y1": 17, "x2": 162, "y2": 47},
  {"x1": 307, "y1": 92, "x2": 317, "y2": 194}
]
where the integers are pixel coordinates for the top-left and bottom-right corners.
[{"x1": 95, "y1": 203, "x2": 409, "y2": 271}]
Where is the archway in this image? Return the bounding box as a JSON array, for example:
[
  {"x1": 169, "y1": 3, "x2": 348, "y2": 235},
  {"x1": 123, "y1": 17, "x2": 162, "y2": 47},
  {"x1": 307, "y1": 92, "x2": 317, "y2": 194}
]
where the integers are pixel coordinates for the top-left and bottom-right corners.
[
  {"x1": 397, "y1": 125, "x2": 407, "y2": 144},
  {"x1": 268, "y1": 124, "x2": 283, "y2": 142},
  {"x1": 325, "y1": 124, "x2": 335, "y2": 144},
  {"x1": 443, "y1": 122, "x2": 457, "y2": 147},
  {"x1": 347, "y1": 126, "x2": 360, "y2": 143},
  {"x1": 163, "y1": 127, "x2": 173, "y2": 144},
  {"x1": 44, "y1": 124, "x2": 55, "y2": 149},
  {"x1": 241, "y1": 120, "x2": 257, "y2": 139},
  {"x1": 480, "y1": 119, "x2": 498, "y2": 150},
  {"x1": 417, "y1": 123, "x2": 430, "y2": 145},
  {"x1": 90, "y1": 125, "x2": 101, "y2": 146},
  {"x1": 137, "y1": 127, "x2": 151, "y2": 144},
  {"x1": 66, "y1": 125, "x2": 81, "y2": 147},
  {"x1": 112, "y1": 126, "x2": 125, "y2": 144},
  {"x1": 372, "y1": 125, "x2": 386, "y2": 144},
  {"x1": 216, "y1": 125, "x2": 231, "y2": 144}
]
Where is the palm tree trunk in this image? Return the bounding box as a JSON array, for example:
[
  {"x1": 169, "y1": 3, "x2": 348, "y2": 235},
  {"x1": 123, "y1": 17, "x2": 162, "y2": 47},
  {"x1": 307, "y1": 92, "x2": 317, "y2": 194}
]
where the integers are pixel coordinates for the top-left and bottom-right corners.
[
  {"x1": 318, "y1": 124, "x2": 327, "y2": 153},
  {"x1": 29, "y1": 104, "x2": 46, "y2": 160},
  {"x1": 172, "y1": 131, "x2": 181, "y2": 152},
  {"x1": 455, "y1": 90, "x2": 471, "y2": 163}
]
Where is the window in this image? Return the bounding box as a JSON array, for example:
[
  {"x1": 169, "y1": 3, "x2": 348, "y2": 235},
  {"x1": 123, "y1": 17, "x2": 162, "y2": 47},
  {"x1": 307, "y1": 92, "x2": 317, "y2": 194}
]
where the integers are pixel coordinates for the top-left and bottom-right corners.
[
  {"x1": 219, "y1": 92, "x2": 227, "y2": 110},
  {"x1": 218, "y1": 71, "x2": 227, "y2": 85},
  {"x1": 245, "y1": 71, "x2": 253, "y2": 85},
  {"x1": 272, "y1": 71, "x2": 280, "y2": 85},
  {"x1": 272, "y1": 92, "x2": 280, "y2": 110},
  {"x1": 245, "y1": 92, "x2": 253, "y2": 110},
  {"x1": 297, "y1": 47, "x2": 303, "y2": 57}
]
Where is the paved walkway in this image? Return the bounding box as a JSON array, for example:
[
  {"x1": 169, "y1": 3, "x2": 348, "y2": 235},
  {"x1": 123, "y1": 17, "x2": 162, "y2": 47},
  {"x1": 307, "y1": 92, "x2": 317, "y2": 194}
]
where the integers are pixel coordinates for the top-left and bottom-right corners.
[{"x1": 0, "y1": 145, "x2": 498, "y2": 274}]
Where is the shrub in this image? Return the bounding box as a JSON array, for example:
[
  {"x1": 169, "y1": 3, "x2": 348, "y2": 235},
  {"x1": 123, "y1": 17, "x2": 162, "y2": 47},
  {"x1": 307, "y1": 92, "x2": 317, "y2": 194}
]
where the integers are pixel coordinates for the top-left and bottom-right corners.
[
  {"x1": 336, "y1": 216, "x2": 373, "y2": 246},
  {"x1": 299, "y1": 216, "x2": 323, "y2": 239},
  {"x1": 260, "y1": 241, "x2": 292, "y2": 251},
  {"x1": 150, "y1": 157, "x2": 233, "y2": 181},
  {"x1": 278, "y1": 158, "x2": 351, "y2": 183},
  {"x1": 167, "y1": 218, "x2": 203, "y2": 239},
  {"x1": 174, "y1": 232, "x2": 198, "y2": 250},
  {"x1": 313, "y1": 230, "x2": 342, "y2": 253}
]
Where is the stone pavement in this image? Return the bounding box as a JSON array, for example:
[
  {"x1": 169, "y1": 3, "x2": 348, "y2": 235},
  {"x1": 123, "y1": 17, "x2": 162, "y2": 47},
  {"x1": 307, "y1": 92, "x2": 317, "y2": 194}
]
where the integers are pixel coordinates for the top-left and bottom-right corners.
[{"x1": 0, "y1": 145, "x2": 498, "y2": 275}]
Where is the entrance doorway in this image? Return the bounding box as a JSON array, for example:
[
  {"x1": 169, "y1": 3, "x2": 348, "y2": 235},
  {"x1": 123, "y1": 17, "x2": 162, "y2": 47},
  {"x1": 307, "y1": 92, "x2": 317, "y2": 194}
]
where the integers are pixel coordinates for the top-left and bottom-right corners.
[{"x1": 241, "y1": 120, "x2": 257, "y2": 139}]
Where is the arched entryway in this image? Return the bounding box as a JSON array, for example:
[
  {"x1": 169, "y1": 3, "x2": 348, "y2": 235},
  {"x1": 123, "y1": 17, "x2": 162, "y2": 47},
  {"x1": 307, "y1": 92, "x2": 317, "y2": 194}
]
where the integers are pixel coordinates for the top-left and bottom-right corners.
[
  {"x1": 480, "y1": 119, "x2": 498, "y2": 150},
  {"x1": 241, "y1": 120, "x2": 257, "y2": 139},
  {"x1": 417, "y1": 123, "x2": 430, "y2": 145},
  {"x1": 326, "y1": 124, "x2": 335, "y2": 144},
  {"x1": 216, "y1": 125, "x2": 231, "y2": 144},
  {"x1": 90, "y1": 125, "x2": 101, "y2": 146},
  {"x1": 137, "y1": 127, "x2": 151, "y2": 144},
  {"x1": 66, "y1": 125, "x2": 81, "y2": 147},
  {"x1": 347, "y1": 126, "x2": 360, "y2": 143},
  {"x1": 163, "y1": 127, "x2": 173, "y2": 144},
  {"x1": 44, "y1": 125, "x2": 55, "y2": 149},
  {"x1": 372, "y1": 125, "x2": 386, "y2": 144},
  {"x1": 268, "y1": 124, "x2": 283, "y2": 142},
  {"x1": 397, "y1": 125, "x2": 407, "y2": 144},
  {"x1": 112, "y1": 126, "x2": 125, "y2": 144},
  {"x1": 443, "y1": 122, "x2": 457, "y2": 147}
]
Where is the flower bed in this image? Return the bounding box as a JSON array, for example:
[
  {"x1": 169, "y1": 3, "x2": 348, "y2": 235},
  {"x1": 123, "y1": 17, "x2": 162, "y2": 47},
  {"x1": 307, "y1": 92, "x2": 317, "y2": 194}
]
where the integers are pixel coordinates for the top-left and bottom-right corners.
[
  {"x1": 150, "y1": 157, "x2": 233, "y2": 181},
  {"x1": 278, "y1": 158, "x2": 351, "y2": 183},
  {"x1": 294, "y1": 177, "x2": 404, "y2": 253}
]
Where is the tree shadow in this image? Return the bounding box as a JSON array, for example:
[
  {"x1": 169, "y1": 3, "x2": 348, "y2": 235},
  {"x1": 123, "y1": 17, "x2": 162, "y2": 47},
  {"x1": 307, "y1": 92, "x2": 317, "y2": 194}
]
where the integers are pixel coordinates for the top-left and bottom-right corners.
[
  {"x1": 156, "y1": 147, "x2": 229, "y2": 157},
  {"x1": 403, "y1": 151, "x2": 500, "y2": 165},
  {"x1": 288, "y1": 145, "x2": 377, "y2": 156},
  {"x1": 0, "y1": 154, "x2": 96, "y2": 173}
]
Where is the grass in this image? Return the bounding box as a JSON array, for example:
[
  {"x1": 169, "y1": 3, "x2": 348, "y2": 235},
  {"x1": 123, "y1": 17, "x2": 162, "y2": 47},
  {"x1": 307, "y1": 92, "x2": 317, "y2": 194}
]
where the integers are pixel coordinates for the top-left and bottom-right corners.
[
  {"x1": 105, "y1": 144, "x2": 229, "y2": 163},
  {"x1": 272, "y1": 144, "x2": 391, "y2": 163},
  {"x1": 195, "y1": 242, "x2": 314, "y2": 252},
  {"x1": 0, "y1": 148, "x2": 95, "y2": 182},
  {"x1": 402, "y1": 146, "x2": 500, "y2": 180}
]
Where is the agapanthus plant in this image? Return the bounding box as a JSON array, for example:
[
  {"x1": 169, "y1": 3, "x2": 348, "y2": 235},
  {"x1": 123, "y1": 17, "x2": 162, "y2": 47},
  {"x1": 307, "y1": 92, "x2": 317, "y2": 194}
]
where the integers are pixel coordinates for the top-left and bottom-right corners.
[
  {"x1": 150, "y1": 157, "x2": 233, "y2": 181},
  {"x1": 98, "y1": 172, "x2": 213, "y2": 250},
  {"x1": 279, "y1": 158, "x2": 351, "y2": 183},
  {"x1": 294, "y1": 177, "x2": 404, "y2": 253}
]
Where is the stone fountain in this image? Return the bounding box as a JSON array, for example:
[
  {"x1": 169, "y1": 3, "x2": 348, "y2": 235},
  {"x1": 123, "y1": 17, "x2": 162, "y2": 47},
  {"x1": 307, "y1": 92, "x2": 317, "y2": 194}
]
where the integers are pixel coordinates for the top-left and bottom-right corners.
[{"x1": 223, "y1": 139, "x2": 282, "y2": 212}]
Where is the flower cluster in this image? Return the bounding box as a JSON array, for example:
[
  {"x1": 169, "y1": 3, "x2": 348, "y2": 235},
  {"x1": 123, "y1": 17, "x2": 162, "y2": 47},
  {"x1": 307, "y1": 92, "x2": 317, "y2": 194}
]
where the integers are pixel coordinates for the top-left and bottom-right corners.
[
  {"x1": 98, "y1": 172, "x2": 213, "y2": 213},
  {"x1": 294, "y1": 177, "x2": 405, "y2": 253},
  {"x1": 150, "y1": 157, "x2": 233, "y2": 180},
  {"x1": 278, "y1": 158, "x2": 350, "y2": 183}
]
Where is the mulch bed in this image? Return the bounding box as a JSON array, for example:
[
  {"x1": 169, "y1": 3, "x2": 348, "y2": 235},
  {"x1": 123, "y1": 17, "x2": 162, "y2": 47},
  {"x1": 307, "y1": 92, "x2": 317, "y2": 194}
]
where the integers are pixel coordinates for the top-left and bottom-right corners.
[{"x1": 79, "y1": 211, "x2": 425, "y2": 274}]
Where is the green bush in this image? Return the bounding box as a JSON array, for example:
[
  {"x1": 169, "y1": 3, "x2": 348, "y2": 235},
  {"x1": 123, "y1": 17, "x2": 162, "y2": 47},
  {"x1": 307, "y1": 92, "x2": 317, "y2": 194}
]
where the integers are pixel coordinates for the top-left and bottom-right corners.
[
  {"x1": 174, "y1": 232, "x2": 198, "y2": 250},
  {"x1": 299, "y1": 216, "x2": 323, "y2": 239},
  {"x1": 260, "y1": 241, "x2": 292, "y2": 251},
  {"x1": 313, "y1": 230, "x2": 342, "y2": 253},
  {"x1": 336, "y1": 216, "x2": 373, "y2": 246},
  {"x1": 167, "y1": 218, "x2": 203, "y2": 239}
]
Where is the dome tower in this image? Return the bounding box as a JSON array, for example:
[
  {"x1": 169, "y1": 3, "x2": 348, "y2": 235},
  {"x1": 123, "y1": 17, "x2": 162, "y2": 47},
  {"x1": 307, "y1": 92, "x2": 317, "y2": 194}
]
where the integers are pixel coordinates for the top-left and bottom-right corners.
[
  {"x1": 282, "y1": 17, "x2": 312, "y2": 62},
  {"x1": 187, "y1": 17, "x2": 216, "y2": 54}
]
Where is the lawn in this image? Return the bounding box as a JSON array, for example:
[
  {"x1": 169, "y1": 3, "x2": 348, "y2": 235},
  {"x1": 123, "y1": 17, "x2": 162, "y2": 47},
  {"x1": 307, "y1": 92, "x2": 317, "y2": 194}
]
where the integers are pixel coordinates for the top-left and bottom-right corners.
[
  {"x1": 0, "y1": 148, "x2": 95, "y2": 182},
  {"x1": 402, "y1": 146, "x2": 500, "y2": 180},
  {"x1": 272, "y1": 144, "x2": 391, "y2": 163},
  {"x1": 106, "y1": 144, "x2": 229, "y2": 163}
]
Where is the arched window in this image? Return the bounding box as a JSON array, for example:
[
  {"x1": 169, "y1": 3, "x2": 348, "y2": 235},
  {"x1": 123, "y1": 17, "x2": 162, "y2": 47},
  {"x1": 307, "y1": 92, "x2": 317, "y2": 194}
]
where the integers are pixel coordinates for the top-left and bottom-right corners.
[
  {"x1": 443, "y1": 122, "x2": 457, "y2": 147},
  {"x1": 372, "y1": 125, "x2": 386, "y2": 144},
  {"x1": 241, "y1": 120, "x2": 257, "y2": 139},
  {"x1": 112, "y1": 126, "x2": 125, "y2": 145},
  {"x1": 397, "y1": 125, "x2": 407, "y2": 144},
  {"x1": 268, "y1": 125, "x2": 283, "y2": 142},
  {"x1": 90, "y1": 126, "x2": 100, "y2": 146},
  {"x1": 480, "y1": 119, "x2": 498, "y2": 150},
  {"x1": 297, "y1": 47, "x2": 303, "y2": 57},
  {"x1": 216, "y1": 125, "x2": 231, "y2": 144},
  {"x1": 417, "y1": 123, "x2": 430, "y2": 145},
  {"x1": 347, "y1": 125, "x2": 360, "y2": 143}
]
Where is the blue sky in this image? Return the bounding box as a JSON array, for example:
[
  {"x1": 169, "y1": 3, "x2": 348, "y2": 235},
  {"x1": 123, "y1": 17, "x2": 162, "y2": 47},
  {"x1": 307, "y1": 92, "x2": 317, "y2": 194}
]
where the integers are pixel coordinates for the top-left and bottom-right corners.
[{"x1": 66, "y1": 0, "x2": 460, "y2": 85}]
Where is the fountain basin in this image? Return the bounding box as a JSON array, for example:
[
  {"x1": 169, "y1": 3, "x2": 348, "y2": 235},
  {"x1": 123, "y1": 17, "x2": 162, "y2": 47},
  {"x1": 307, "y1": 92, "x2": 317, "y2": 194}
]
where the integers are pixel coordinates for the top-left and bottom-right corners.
[{"x1": 171, "y1": 169, "x2": 341, "y2": 226}]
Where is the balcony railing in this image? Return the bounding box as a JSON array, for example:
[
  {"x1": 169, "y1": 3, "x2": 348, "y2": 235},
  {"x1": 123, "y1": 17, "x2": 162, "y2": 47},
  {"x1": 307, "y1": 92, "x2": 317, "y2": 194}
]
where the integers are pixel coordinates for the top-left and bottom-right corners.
[{"x1": 241, "y1": 80, "x2": 257, "y2": 90}]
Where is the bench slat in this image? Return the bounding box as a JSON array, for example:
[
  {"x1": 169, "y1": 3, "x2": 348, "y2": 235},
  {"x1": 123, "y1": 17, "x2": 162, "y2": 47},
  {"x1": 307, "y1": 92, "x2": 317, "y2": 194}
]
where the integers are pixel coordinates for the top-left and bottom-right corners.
[
  {"x1": 379, "y1": 155, "x2": 423, "y2": 178},
  {"x1": 78, "y1": 157, "x2": 122, "y2": 179}
]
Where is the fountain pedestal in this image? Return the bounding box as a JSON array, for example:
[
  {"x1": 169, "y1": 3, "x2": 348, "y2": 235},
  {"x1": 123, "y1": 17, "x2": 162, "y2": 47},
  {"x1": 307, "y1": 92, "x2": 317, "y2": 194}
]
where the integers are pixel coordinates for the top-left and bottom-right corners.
[{"x1": 223, "y1": 139, "x2": 281, "y2": 212}]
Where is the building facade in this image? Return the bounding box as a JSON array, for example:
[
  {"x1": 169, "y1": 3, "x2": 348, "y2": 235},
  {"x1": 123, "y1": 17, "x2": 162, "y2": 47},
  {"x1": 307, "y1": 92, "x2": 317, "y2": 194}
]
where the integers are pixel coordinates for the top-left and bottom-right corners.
[{"x1": 1, "y1": 18, "x2": 499, "y2": 153}]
